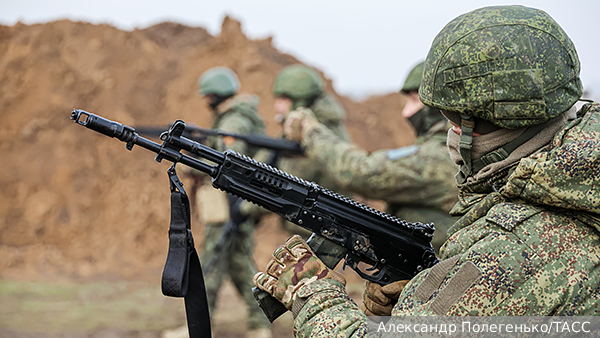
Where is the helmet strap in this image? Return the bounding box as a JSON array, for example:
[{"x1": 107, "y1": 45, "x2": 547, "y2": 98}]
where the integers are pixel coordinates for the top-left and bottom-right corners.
[
  {"x1": 210, "y1": 94, "x2": 233, "y2": 111},
  {"x1": 291, "y1": 92, "x2": 323, "y2": 111},
  {"x1": 457, "y1": 114, "x2": 475, "y2": 184},
  {"x1": 470, "y1": 121, "x2": 550, "y2": 173}
]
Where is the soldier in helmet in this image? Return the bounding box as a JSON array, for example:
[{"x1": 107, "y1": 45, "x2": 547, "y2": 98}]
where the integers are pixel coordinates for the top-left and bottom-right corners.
[
  {"x1": 272, "y1": 64, "x2": 351, "y2": 141},
  {"x1": 273, "y1": 64, "x2": 352, "y2": 190},
  {"x1": 251, "y1": 6, "x2": 600, "y2": 336},
  {"x1": 276, "y1": 65, "x2": 354, "y2": 234},
  {"x1": 241, "y1": 64, "x2": 353, "y2": 237},
  {"x1": 185, "y1": 66, "x2": 272, "y2": 338},
  {"x1": 280, "y1": 61, "x2": 458, "y2": 253}
]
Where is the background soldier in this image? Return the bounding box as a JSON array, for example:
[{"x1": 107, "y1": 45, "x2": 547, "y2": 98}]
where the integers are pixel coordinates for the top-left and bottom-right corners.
[
  {"x1": 253, "y1": 5, "x2": 600, "y2": 337},
  {"x1": 282, "y1": 61, "x2": 458, "y2": 252},
  {"x1": 242, "y1": 64, "x2": 353, "y2": 237},
  {"x1": 183, "y1": 66, "x2": 271, "y2": 338},
  {"x1": 272, "y1": 64, "x2": 352, "y2": 192}
]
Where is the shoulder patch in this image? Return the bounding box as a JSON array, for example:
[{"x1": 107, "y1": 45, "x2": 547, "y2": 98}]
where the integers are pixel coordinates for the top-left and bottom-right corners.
[
  {"x1": 222, "y1": 136, "x2": 236, "y2": 147},
  {"x1": 430, "y1": 261, "x2": 482, "y2": 315},
  {"x1": 416, "y1": 254, "x2": 461, "y2": 303},
  {"x1": 387, "y1": 145, "x2": 419, "y2": 160}
]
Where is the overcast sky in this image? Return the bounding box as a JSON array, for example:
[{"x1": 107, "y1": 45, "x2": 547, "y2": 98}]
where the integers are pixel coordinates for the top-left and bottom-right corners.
[{"x1": 2, "y1": 0, "x2": 599, "y2": 100}]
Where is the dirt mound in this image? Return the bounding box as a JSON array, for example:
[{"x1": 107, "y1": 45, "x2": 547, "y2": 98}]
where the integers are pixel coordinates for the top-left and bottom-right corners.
[{"x1": 0, "y1": 17, "x2": 415, "y2": 282}]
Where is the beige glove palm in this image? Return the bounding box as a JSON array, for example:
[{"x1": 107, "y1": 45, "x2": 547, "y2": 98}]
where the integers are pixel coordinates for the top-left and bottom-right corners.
[
  {"x1": 253, "y1": 235, "x2": 346, "y2": 311},
  {"x1": 360, "y1": 280, "x2": 409, "y2": 316}
]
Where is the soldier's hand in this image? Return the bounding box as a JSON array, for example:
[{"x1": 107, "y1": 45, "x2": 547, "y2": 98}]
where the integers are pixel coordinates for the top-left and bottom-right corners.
[
  {"x1": 360, "y1": 280, "x2": 409, "y2": 316},
  {"x1": 282, "y1": 108, "x2": 320, "y2": 141},
  {"x1": 253, "y1": 235, "x2": 346, "y2": 311}
]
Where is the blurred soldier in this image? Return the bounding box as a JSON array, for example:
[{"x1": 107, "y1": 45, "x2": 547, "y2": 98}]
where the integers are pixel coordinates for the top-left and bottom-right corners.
[
  {"x1": 273, "y1": 64, "x2": 352, "y2": 141},
  {"x1": 243, "y1": 64, "x2": 353, "y2": 237},
  {"x1": 276, "y1": 64, "x2": 353, "y2": 235},
  {"x1": 282, "y1": 61, "x2": 458, "y2": 252},
  {"x1": 273, "y1": 64, "x2": 352, "y2": 192},
  {"x1": 181, "y1": 66, "x2": 271, "y2": 338},
  {"x1": 253, "y1": 6, "x2": 600, "y2": 337}
]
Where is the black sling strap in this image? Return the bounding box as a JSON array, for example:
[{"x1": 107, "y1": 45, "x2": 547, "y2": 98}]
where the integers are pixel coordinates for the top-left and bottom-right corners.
[{"x1": 161, "y1": 164, "x2": 211, "y2": 338}]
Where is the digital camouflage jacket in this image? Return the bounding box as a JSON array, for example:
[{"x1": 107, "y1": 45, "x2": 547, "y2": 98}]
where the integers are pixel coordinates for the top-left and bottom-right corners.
[
  {"x1": 301, "y1": 118, "x2": 458, "y2": 251},
  {"x1": 277, "y1": 94, "x2": 352, "y2": 194},
  {"x1": 207, "y1": 93, "x2": 265, "y2": 155},
  {"x1": 292, "y1": 103, "x2": 600, "y2": 337}
]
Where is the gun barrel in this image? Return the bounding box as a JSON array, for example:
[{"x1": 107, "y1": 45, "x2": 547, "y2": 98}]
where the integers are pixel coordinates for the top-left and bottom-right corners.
[
  {"x1": 161, "y1": 125, "x2": 225, "y2": 165},
  {"x1": 71, "y1": 109, "x2": 133, "y2": 140},
  {"x1": 230, "y1": 133, "x2": 302, "y2": 155},
  {"x1": 71, "y1": 109, "x2": 219, "y2": 177}
]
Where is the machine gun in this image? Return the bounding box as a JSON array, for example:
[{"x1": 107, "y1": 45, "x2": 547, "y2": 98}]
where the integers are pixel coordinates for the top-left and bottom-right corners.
[
  {"x1": 70, "y1": 109, "x2": 438, "y2": 323},
  {"x1": 134, "y1": 123, "x2": 303, "y2": 157}
]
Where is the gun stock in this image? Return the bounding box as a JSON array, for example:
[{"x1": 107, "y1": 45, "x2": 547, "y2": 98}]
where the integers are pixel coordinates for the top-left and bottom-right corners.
[{"x1": 70, "y1": 109, "x2": 438, "y2": 322}]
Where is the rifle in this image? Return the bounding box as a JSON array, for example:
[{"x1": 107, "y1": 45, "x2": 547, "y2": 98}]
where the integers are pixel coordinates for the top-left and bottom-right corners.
[
  {"x1": 134, "y1": 123, "x2": 303, "y2": 157},
  {"x1": 70, "y1": 109, "x2": 438, "y2": 323}
]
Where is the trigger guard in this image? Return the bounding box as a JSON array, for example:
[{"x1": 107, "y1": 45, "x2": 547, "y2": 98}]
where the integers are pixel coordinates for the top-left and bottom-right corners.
[
  {"x1": 345, "y1": 254, "x2": 392, "y2": 285},
  {"x1": 354, "y1": 265, "x2": 393, "y2": 285},
  {"x1": 365, "y1": 262, "x2": 380, "y2": 272}
]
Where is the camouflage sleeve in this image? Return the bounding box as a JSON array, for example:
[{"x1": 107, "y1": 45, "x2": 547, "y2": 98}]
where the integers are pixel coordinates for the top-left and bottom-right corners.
[
  {"x1": 293, "y1": 279, "x2": 367, "y2": 338},
  {"x1": 215, "y1": 113, "x2": 255, "y2": 154},
  {"x1": 393, "y1": 203, "x2": 600, "y2": 316},
  {"x1": 302, "y1": 124, "x2": 456, "y2": 208}
]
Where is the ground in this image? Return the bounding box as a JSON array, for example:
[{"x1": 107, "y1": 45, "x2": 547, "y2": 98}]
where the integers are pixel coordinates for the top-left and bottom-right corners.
[{"x1": 0, "y1": 216, "x2": 367, "y2": 338}]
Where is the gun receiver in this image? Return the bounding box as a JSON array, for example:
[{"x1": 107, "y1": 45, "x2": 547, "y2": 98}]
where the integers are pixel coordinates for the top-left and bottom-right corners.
[{"x1": 70, "y1": 109, "x2": 438, "y2": 322}]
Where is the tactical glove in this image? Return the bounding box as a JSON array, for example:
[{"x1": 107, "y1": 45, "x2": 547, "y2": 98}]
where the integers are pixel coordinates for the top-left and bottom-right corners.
[
  {"x1": 360, "y1": 280, "x2": 409, "y2": 316},
  {"x1": 253, "y1": 235, "x2": 346, "y2": 311}
]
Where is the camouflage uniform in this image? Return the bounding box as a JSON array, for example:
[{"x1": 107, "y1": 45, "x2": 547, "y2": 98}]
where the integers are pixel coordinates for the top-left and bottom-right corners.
[
  {"x1": 278, "y1": 93, "x2": 352, "y2": 193},
  {"x1": 197, "y1": 93, "x2": 271, "y2": 330},
  {"x1": 291, "y1": 102, "x2": 600, "y2": 337},
  {"x1": 262, "y1": 64, "x2": 353, "y2": 236},
  {"x1": 300, "y1": 105, "x2": 457, "y2": 251},
  {"x1": 256, "y1": 6, "x2": 600, "y2": 337},
  {"x1": 271, "y1": 64, "x2": 352, "y2": 193},
  {"x1": 294, "y1": 60, "x2": 458, "y2": 251}
]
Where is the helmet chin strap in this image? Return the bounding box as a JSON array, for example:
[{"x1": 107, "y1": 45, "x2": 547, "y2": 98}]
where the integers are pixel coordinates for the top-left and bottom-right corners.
[
  {"x1": 456, "y1": 115, "x2": 551, "y2": 185},
  {"x1": 470, "y1": 121, "x2": 550, "y2": 174},
  {"x1": 457, "y1": 113, "x2": 475, "y2": 184}
]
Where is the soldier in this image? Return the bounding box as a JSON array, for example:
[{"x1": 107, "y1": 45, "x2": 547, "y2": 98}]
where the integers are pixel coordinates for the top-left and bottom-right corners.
[
  {"x1": 252, "y1": 5, "x2": 600, "y2": 337},
  {"x1": 242, "y1": 64, "x2": 353, "y2": 237},
  {"x1": 282, "y1": 61, "x2": 458, "y2": 252},
  {"x1": 186, "y1": 66, "x2": 271, "y2": 338},
  {"x1": 273, "y1": 64, "x2": 352, "y2": 192}
]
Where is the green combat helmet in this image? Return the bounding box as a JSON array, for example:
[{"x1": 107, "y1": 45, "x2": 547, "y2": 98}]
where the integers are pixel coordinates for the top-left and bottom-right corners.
[
  {"x1": 273, "y1": 64, "x2": 324, "y2": 109},
  {"x1": 401, "y1": 61, "x2": 446, "y2": 135},
  {"x1": 419, "y1": 5, "x2": 582, "y2": 181},
  {"x1": 401, "y1": 61, "x2": 425, "y2": 94},
  {"x1": 198, "y1": 66, "x2": 240, "y2": 97}
]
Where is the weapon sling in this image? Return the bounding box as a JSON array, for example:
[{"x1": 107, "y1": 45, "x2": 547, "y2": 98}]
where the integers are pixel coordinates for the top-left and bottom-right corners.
[{"x1": 161, "y1": 165, "x2": 211, "y2": 338}]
